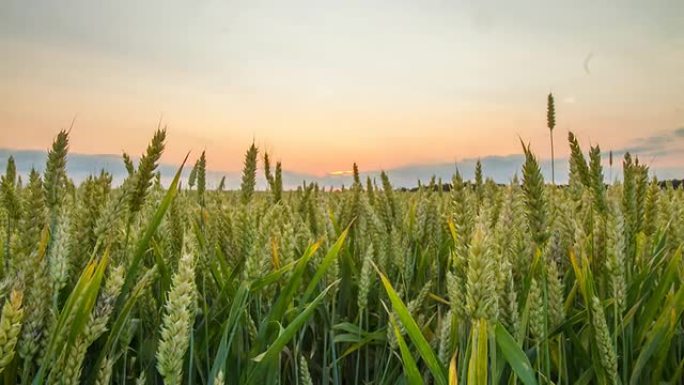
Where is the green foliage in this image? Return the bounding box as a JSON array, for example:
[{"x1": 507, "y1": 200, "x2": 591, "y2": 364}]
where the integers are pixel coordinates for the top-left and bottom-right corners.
[{"x1": 0, "y1": 119, "x2": 681, "y2": 385}]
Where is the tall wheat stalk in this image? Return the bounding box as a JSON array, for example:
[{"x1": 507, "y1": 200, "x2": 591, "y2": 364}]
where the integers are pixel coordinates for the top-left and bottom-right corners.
[{"x1": 547, "y1": 93, "x2": 556, "y2": 185}]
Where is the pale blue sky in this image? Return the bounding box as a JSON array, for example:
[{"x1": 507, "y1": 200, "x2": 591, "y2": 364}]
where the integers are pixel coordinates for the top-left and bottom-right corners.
[{"x1": 0, "y1": 0, "x2": 682, "y2": 176}]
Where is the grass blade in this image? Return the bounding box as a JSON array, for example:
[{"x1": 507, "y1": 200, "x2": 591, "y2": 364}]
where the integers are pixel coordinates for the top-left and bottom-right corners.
[
  {"x1": 374, "y1": 262, "x2": 448, "y2": 385},
  {"x1": 388, "y1": 309, "x2": 424, "y2": 385},
  {"x1": 494, "y1": 322, "x2": 538, "y2": 385}
]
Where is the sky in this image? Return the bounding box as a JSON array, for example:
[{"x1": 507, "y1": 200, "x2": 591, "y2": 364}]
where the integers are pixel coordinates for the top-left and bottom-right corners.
[{"x1": 0, "y1": 0, "x2": 683, "y2": 183}]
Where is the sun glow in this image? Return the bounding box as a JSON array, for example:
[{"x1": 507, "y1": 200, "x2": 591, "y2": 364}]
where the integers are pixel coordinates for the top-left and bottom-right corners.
[{"x1": 328, "y1": 170, "x2": 354, "y2": 176}]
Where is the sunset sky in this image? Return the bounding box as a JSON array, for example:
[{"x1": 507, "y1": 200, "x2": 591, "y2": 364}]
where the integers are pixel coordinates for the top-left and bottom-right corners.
[{"x1": 1, "y1": 0, "x2": 682, "y2": 180}]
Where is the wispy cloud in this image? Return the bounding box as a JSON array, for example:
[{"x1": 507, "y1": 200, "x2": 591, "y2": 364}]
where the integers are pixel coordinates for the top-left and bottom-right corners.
[{"x1": 614, "y1": 127, "x2": 684, "y2": 159}]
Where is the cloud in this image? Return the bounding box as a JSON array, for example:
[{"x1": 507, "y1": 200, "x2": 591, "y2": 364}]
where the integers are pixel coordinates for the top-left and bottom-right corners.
[{"x1": 613, "y1": 127, "x2": 684, "y2": 159}]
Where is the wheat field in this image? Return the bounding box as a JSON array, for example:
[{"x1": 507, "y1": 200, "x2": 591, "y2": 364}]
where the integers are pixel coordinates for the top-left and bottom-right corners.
[{"x1": 0, "y1": 126, "x2": 682, "y2": 385}]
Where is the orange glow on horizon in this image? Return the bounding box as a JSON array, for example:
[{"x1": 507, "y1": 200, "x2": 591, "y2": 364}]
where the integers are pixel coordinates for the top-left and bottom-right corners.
[
  {"x1": 1, "y1": 2, "x2": 682, "y2": 176},
  {"x1": 328, "y1": 170, "x2": 354, "y2": 176}
]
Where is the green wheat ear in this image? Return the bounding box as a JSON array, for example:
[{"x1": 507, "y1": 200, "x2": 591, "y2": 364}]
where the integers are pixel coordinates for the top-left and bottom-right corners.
[
  {"x1": 1, "y1": 156, "x2": 21, "y2": 220},
  {"x1": 197, "y1": 151, "x2": 207, "y2": 205},
  {"x1": 156, "y1": 252, "x2": 197, "y2": 385},
  {"x1": 273, "y1": 161, "x2": 283, "y2": 203},
  {"x1": 466, "y1": 213, "x2": 498, "y2": 323},
  {"x1": 240, "y1": 142, "x2": 258, "y2": 204},
  {"x1": 188, "y1": 160, "x2": 198, "y2": 189},
  {"x1": 213, "y1": 370, "x2": 225, "y2": 385},
  {"x1": 591, "y1": 296, "x2": 618, "y2": 383},
  {"x1": 43, "y1": 129, "x2": 69, "y2": 213},
  {"x1": 127, "y1": 128, "x2": 166, "y2": 217},
  {"x1": 17, "y1": 169, "x2": 47, "y2": 267},
  {"x1": 353, "y1": 162, "x2": 361, "y2": 186},
  {"x1": 547, "y1": 93, "x2": 555, "y2": 130},
  {"x1": 122, "y1": 152, "x2": 135, "y2": 176},
  {"x1": 520, "y1": 140, "x2": 548, "y2": 246},
  {"x1": 568, "y1": 131, "x2": 591, "y2": 191},
  {"x1": 474, "y1": 159, "x2": 483, "y2": 207},
  {"x1": 587, "y1": 145, "x2": 607, "y2": 214},
  {"x1": 547, "y1": 93, "x2": 556, "y2": 184},
  {"x1": 357, "y1": 244, "x2": 374, "y2": 311},
  {"x1": 264, "y1": 152, "x2": 274, "y2": 189},
  {"x1": 299, "y1": 356, "x2": 314, "y2": 385},
  {"x1": 527, "y1": 278, "x2": 545, "y2": 341},
  {"x1": 0, "y1": 290, "x2": 24, "y2": 372},
  {"x1": 1, "y1": 156, "x2": 21, "y2": 263}
]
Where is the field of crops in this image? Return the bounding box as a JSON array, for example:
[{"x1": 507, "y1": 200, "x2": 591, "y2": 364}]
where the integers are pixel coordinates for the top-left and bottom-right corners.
[{"x1": 0, "y1": 128, "x2": 683, "y2": 385}]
